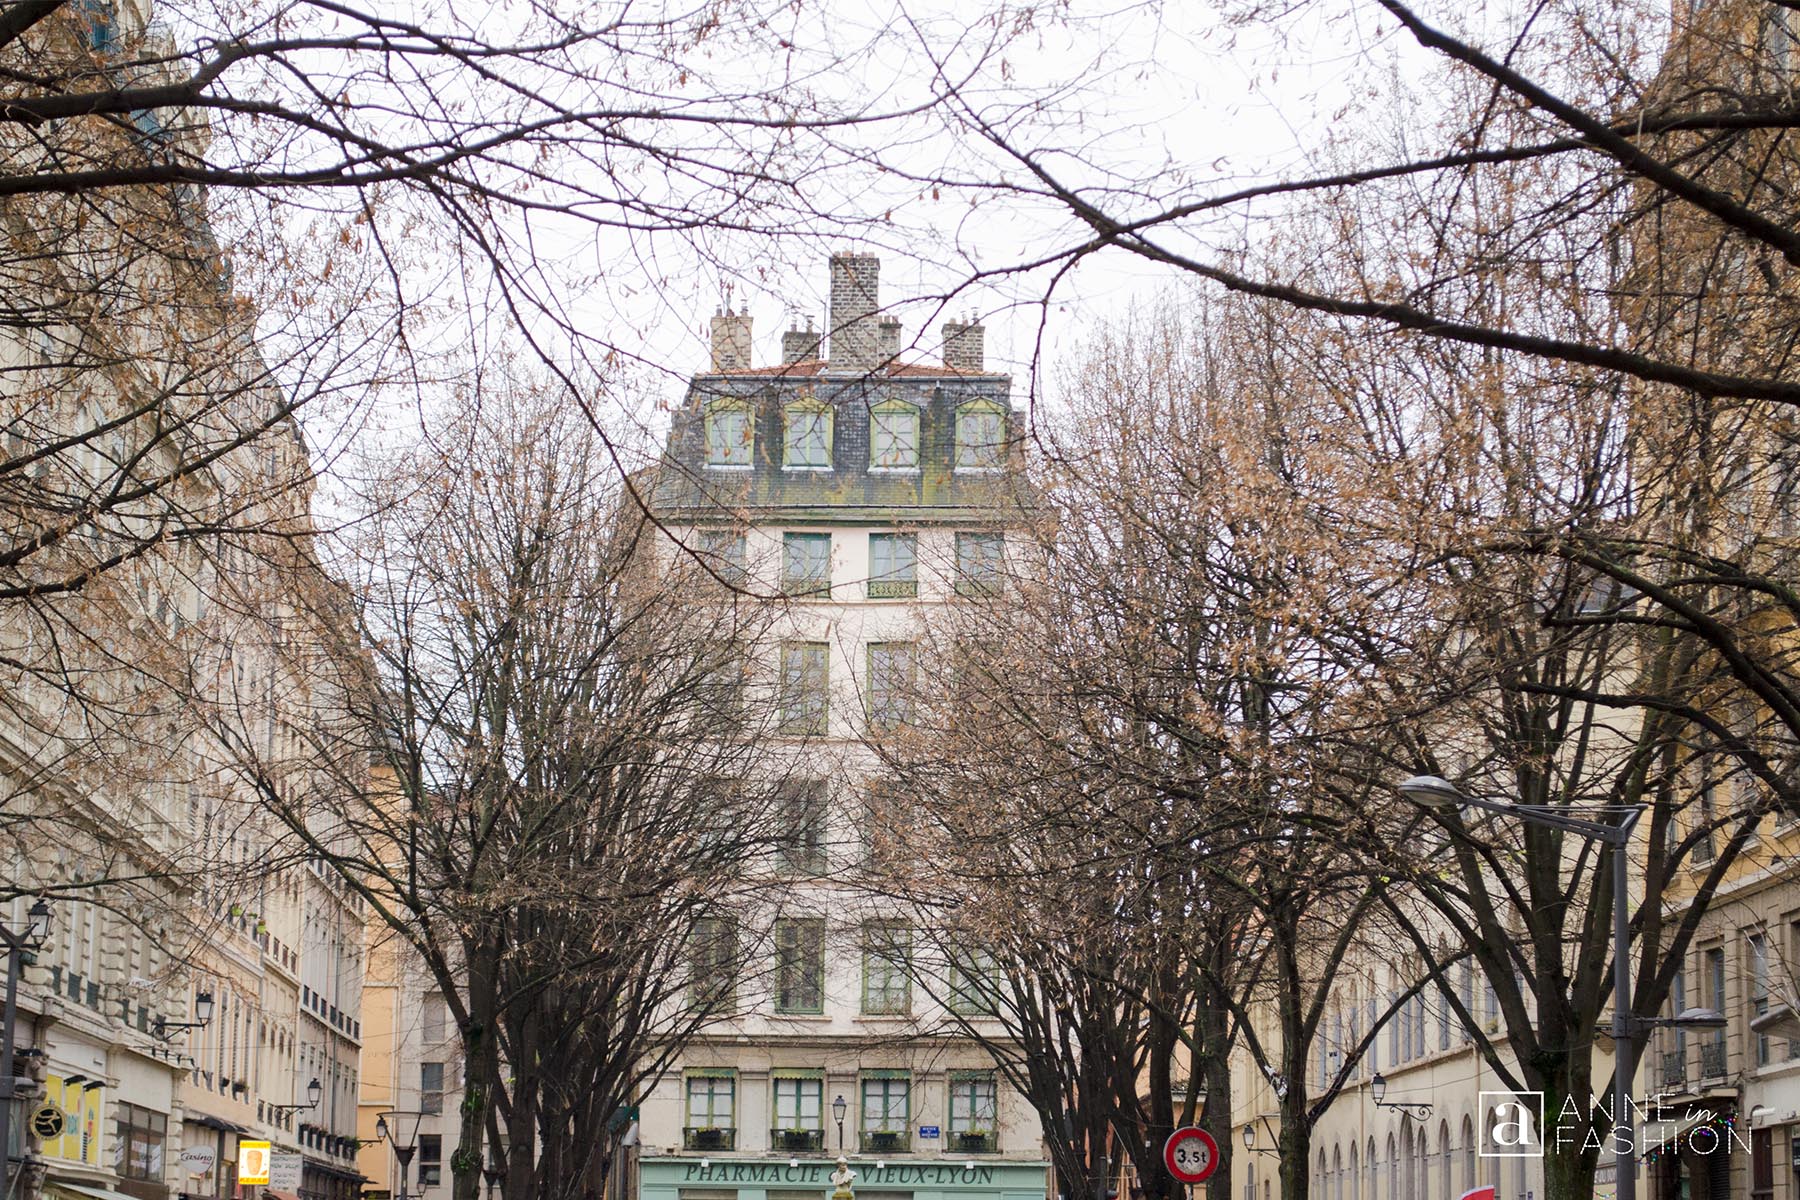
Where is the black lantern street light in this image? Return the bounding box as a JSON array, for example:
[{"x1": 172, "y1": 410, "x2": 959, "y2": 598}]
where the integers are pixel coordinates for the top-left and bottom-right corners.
[
  {"x1": 378, "y1": 1110, "x2": 427, "y2": 1200},
  {"x1": 1369, "y1": 1074, "x2": 1433, "y2": 1121},
  {"x1": 0, "y1": 900, "x2": 52, "y2": 1200},
  {"x1": 153, "y1": 990, "x2": 215, "y2": 1041},
  {"x1": 832, "y1": 1095, "x2": 847, "y2": 1152},
  {"x1": 1240, "y1": 1121, "x2": 1279, "y2": 1157},
  {"x1": 271, "y1": 1077, "x2": 324, "y2": 1118}
]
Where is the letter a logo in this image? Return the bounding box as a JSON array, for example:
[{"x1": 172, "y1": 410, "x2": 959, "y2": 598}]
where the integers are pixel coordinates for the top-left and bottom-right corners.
[{"x1": 1479, "y1": 1091, "x2": 1544, "y2": 1158}]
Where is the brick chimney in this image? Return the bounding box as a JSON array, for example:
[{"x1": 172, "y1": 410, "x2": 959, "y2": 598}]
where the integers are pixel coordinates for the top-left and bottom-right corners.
[
  {"x1": 876, "y1": 315, "x2": 902, "y2": 367},
  {"x1": 710, "y1": 304, "x2": 752, "y2": 372},
  {"x1": 782, "y1": 316, "x2": 821, "y2": 365},
  {"x1": 828, "y1": 253, "x2": 881, "y2": 373},
  {"x1": 942, "y1": 317, "x2": 985, "y2": 373}
]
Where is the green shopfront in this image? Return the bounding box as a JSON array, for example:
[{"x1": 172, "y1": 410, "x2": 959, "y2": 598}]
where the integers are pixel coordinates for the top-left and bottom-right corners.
[{"x1": 639, "y1": 1156, "x2": 1050, "y2": 1200}]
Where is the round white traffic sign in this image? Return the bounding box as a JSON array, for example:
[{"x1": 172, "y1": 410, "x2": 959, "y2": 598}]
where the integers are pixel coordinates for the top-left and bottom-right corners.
[{"x1": 1164, "y1": 1127, "x2": 1220, "y2": 1184}]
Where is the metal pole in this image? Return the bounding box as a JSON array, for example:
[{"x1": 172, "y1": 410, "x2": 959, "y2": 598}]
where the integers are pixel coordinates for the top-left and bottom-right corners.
[
  {"x1": 0, "y1": 943, "x2": 22, "y2": 1200},
  {"x1": 1611, "y1": 830, "x2": 1636, "y2": 1200}
]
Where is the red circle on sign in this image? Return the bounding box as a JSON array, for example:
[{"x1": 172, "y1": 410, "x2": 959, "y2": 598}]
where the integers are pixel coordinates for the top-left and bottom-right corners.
[{"x1": 1164, "y1": 1127, "x2": 1219, "y2": 1184}]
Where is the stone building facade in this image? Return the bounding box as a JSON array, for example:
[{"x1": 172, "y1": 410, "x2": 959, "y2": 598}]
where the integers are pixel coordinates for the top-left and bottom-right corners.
[{"x1": 635, "y1": 254, "x2": 1049, "y2": 1200}]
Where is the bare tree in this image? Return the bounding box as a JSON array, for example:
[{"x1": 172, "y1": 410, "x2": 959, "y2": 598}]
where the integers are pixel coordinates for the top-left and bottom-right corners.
[{"x1": 192, "y1": 384, "x2": 792, "y2": 1200}]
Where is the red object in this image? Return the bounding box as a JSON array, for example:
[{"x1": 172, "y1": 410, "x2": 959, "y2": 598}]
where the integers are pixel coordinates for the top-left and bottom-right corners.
[
  {"x1": 1459, "y1": 1188, "x2": 1497, "y2": 1200},
  {"x1": 1164, "y1": 1127, "x2": 1220, "y2": 1184}
]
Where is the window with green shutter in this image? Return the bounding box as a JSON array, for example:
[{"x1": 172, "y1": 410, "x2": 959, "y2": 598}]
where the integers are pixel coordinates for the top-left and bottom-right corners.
[
  {"x1": 774, "y1": 919, "x2": 825, "y2": 1013},
  {"x1": 862, "y1": 921, "x2": 910, "y2": 1015}
]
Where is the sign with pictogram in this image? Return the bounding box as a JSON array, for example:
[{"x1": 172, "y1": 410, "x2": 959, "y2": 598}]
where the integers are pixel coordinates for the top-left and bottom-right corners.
[
  {"x1": 29, "y1": 1105, "x2": 65, "y2": 1140},
  {"x1": 1164, "y1": 1127, "x2": 1219, "y2": 1185},
  {"x1": 238, "y1": 1140, "x2": 271, "y2": 1186}
]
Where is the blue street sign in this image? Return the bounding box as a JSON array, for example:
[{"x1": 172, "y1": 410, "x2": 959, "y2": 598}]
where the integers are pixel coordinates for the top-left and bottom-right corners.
[{"x1": 919, "y1": 1125, "x2": 941, "y2": 1139}]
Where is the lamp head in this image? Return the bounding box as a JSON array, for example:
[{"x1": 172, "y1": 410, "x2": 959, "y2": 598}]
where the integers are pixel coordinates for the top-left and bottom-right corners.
[
  {"x1": 307, "y1": 1077, "x2": 323, "y2": 1108},
  {"x1": 1242, "y1": 1123, "x2": 1255, "y2": 1150},
  {"x1": 26, "y1": 898, "x2": 51, "y2": 946},
  {"x1": 195, "y1": 991, "x2": 215, "y2": 1023},
  {"x1": 1672, "y1": 1006, "x2": 1727, "y2": 1029},
  {"x1": 1396, "y1": 776, "x2": 1465, "y2": 810},
  {"x1": 376, "y1": 1115, "x2": 390, "y2": 1143},
  {"x1": 1371, "y1": 1073, "x2": 1387, "y2": 1104},
  {"x1": 831, "y1": 1094, "x2": 847, "y2": 1122}
]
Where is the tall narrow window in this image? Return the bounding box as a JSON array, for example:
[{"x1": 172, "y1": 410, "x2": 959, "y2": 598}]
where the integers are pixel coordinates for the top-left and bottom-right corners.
[
  {"x1": 684, "y1": 1072, "x2": 736, "y2": 1149},
  {"x1": 954, "y1": 532, "x2": 1005, "y2": 596},
  {"x1": 864, "y1": 777, "x2": 922, "y2": 870},
  {"x1": 782, "y1": 532, "x2": 832, "y2": 596},
  {"x1": 870, "y1": 400, "x2": 920, "y2": 469},
  {"x1": 947, "y1": 1073, "x2": 997, "y2": 1151},
  {"x1": 954, "y1": 401, "x2": 1006, "y2": 470},
  {"x1": 1751, "y1": 932, "x2": 1770, "y2": 1066},
  {"x1": 418, "y1": 1135, "x2": 443, "y2": 1187},
  {"x1": 420, "y1": 1061, "x2": 444, "y2": 1114},
  {"x1": 1703, "y1": 947, "x2": 1727, "y2": 1077},
  {"x1": 862, "y1": 920, "x2": 911, "y2": 1015},
  {"x1": 690, "y1": 917, "x2": 738, "y2": 1009},
  {"x1": 704, "y1": 401, "x2": 754, "y2": 466},
  {"x1": 779, "y1": 642, "x2": 830, "y2": 735},
  {"x1": 776, "y1": 780, "x2": 828, "y2": 876},
  {"x1": 697, "y1": 529, "x2": 748, "y2": 586},
  {"x1": 860, "y1": 1073, "x2": 911, "y2": 1151},
  {"x1": 421, "y1": 993, "x2": 446, "y2": 1043},
  {"x1": 1694, "y1": 765, "x2": 1718, "y2": 864},
  {"x1": 774, "y1": 1073, "x2": 825, "y2": 1147},
  {"x1": 866, "y1": 642, "x2": 915, "y2": 732},
  {"x1": 948, "y1": 945, "x2": 1000, "y2": 1015},
  {"x1": 774, "y1": 918, "x2": 825, "y2": 1013},
  {"x1": 867, "y1": 533, "x2": 918, "y2": 598},
  {"x1": 784, "y1": 400, "x2": 833, "y2": 468}
]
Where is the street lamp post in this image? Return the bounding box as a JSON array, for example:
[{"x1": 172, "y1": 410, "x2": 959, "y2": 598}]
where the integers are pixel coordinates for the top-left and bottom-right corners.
[
  {"x1": 831, "y1": 1095, "x2": 847, "y2": 1153},
  {"x1": 0, "y1": 899, "x2": 52, "y2": 1200},
  {"x1": 269, "y1": 1077, "x2": 323, "y2": 1118},
  {"x1": 1369, "y1": 1074, "x2": 1432, "y2": 1121},
  {"x1": 1397, "y1": 776, "x2": 1641, "y2": 1200},
  {"x1": 153, "y1": 990, "x2": 215, "y2": 1041},
  {"x1": 377, "y1": 1111, "x2": 426, "y2": 1200}
]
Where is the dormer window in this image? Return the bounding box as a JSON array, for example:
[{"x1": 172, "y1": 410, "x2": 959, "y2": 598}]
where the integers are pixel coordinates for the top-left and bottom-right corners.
[
  {"x1": 704, "y1": 400, "x2": 754, "y2": 467},
  {"x1": 955, "y1": 400, "x2": 1006, "y2": 471},
  {"x1": 784, "y1": 398, "x2": 833, "y2": 468},
  {"x1": 870, "y1": 399, "x2": 920, "y2": 470}
]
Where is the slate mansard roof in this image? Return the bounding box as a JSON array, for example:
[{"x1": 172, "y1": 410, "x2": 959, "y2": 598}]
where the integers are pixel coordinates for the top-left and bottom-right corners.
[{"x1": 649, "y1": 363, "x2": 1024, "y2": 525}]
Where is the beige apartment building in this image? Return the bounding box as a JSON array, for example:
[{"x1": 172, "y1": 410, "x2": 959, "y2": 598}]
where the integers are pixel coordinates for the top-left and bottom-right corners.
[
  {"x1": 624, "y1": 254, "x2": 1049, "y2": 1200},
  {"x1": 0, "y1": 2, "x2": 368, "y2": 1200}
]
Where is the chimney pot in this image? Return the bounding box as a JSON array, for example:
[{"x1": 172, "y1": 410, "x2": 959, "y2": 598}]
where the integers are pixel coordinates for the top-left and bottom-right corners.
[
  {"x1": 828, "y1": 253, "x2": 882, "y2": 374},
  {"x1": 710, "y1": 309, "x2": 753, "y2": 372},
  {"x1": 942, "y1": 319, "x2": 985, "y2": 374}
]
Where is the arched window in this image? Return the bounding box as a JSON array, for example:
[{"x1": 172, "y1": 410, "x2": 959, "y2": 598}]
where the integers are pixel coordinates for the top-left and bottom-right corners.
[
  {"x1": 784, "y1": 398, "x2": 832, "y2": 468},
  {"x1": 869, "y1": 399, "x2": 920, "y2": 469},
  {"x1": 1365, "y1": 1137, "x2": 1377, "y2": 1200},
  {"x1": 1350, "y1": 1144, "x2": 1361, "y2": 1200},
  {"x1": 1416, "y1": 1124, "x2": 1428, "y2": 1200},
  {"x1": 1402, "y1": 1125, "x2": 1415, "y2": 1200},
  {"x1": 1461, "y1": 1116, "x2": 1476, "y2": 1193},
  {"x1": 1335, "y1": 1146, "x2": 1345, "y2": 1200},
  {"x1": 704, "y1": 399, "x2": 754, "y2": 466},
  {"x1": 1387, "y1": 1133, "x2": 1398, "y2": 1200},
  {"x1": 1438, "y1": 1123, "x2": 1451, "y2": 1200},
  {"x1": 954, "y1": 399, "x2": 1006, "y2": 470}
]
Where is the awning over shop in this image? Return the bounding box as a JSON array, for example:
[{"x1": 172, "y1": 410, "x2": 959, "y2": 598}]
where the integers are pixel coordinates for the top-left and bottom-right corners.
[
  {"x1": 300, "y1": 1162, "x2": 369, "y2": 1183},
  {"x1": 49, "y1": 1181, "x2": 146, "y2": 1200},
  {"x1": 184, "y1": 1114, "x2": 252, "y2": 1134}
]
